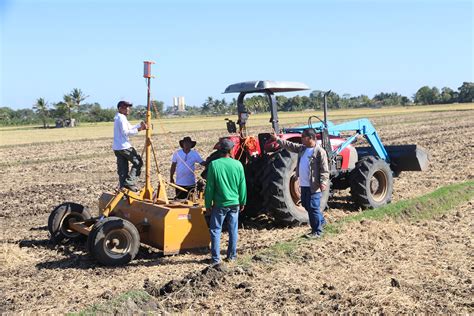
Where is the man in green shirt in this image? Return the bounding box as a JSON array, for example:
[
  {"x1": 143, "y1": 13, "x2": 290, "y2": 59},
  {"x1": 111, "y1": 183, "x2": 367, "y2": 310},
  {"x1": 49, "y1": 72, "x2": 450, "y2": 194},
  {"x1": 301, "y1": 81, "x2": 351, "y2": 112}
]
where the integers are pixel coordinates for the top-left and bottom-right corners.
[{"x1": 205, "y1": 138, "x2": 247, "y2": 265}]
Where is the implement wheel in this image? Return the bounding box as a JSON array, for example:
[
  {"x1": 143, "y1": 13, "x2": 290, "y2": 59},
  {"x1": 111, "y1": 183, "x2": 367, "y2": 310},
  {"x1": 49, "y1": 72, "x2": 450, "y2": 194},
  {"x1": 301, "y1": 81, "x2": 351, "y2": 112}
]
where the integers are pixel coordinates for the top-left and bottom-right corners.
[
  {"x1": 86, "y1": 217, "x2": 115, "y2": 254},
  {"x1": 48, "y1": 202, "x2": 91, "y2": 242},
  {"x1": 350, "y1": 156, "x2": 393, "y2": 209},
  {"x1": 89, "y1": 216, "x2": 140, "y2": 266}
]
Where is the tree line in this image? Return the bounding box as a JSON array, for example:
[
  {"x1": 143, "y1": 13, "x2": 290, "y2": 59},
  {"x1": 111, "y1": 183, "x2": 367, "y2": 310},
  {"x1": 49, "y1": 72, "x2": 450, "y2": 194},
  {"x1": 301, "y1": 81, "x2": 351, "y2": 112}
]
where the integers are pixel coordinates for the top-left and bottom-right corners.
[{"x1": 0, "y1": 82, "x2": 472, "y2": 126}]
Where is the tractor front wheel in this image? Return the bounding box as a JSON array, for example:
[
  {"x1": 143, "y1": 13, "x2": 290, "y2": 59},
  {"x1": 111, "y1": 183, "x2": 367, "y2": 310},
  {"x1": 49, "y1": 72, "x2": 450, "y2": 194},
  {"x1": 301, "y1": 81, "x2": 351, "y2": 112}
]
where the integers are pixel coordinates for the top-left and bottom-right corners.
[
  {"x1": 48, "y1": 202, "x2": 91, "y2": 242},
  {"x1": 350, "y1": 156, "x2": 393, "y2": 208},
  {"x1": 89, "y1": 217, "x2": 140, "y2": 266}
]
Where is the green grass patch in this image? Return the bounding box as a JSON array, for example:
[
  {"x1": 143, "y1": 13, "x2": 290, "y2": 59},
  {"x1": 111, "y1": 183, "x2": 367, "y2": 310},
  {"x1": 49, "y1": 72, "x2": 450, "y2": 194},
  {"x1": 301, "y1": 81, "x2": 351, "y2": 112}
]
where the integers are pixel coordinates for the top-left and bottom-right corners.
[
  {"x1": 259, "y1": 239, "x2": 300, "y2": 260},
  {"x1": 71, "y1": 289, "x2": 152, "y2": 316},
  {"x1": 248, "y1": 180, "x2": 474, "y2": 262},
  {"x1": 336, "y1": 180, "x2": 473, "y2": 226}
]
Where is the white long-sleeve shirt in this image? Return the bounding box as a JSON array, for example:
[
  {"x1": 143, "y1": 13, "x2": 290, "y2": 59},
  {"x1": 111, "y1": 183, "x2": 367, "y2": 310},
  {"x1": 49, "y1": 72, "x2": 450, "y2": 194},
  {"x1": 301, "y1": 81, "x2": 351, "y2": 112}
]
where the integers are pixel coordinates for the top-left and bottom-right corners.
[{"x1": 112, "y1": 112, "x2": 141, "y2": 150}]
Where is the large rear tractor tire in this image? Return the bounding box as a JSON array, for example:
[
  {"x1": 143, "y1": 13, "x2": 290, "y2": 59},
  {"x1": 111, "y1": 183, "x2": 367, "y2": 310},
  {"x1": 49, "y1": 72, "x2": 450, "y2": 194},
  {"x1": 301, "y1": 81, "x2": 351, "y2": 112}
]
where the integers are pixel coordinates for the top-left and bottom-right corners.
[
  {"x1": 261, "y1": 150, "x2": 329, "y2": 225},
  {"x1": 203, "y1": 151, "x2": 266, "y2": 219},
  {"x1": 350, "y1": 156, "x2": 393, "y2": 209},
  {"x1": 241, "y1": 157, "x2": 266, "y2": 218},
  {"x1": 88, "y1": 216, "x2": 140, "y2": 266},
  {"x1": 48, "y1": 202, "x2": 91, "y2": 242}
]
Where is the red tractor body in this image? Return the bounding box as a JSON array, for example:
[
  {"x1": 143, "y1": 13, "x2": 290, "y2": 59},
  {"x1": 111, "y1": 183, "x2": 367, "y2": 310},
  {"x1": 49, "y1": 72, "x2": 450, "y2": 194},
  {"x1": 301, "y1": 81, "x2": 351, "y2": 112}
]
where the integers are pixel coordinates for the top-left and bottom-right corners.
[{"x1": 205, "y1": 81, "x2": 428, "y2": 225}]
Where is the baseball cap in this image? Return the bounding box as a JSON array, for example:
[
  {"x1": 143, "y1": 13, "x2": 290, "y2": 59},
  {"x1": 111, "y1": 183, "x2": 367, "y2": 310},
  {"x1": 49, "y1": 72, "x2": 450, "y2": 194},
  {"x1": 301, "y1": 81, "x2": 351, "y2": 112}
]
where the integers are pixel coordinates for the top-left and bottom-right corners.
[
  {"x1": 117, "y1": 100, "x2": 133, "y2": 109},
  {"x1": 218, "y1": 138, "x2": 234, "y2": 152}
]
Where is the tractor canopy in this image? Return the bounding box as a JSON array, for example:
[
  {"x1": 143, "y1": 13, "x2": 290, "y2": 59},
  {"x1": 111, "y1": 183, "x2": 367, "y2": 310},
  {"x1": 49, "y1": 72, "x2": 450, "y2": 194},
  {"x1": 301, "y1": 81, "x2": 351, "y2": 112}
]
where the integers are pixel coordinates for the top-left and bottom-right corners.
[
  {"x1": 223, "y1": 81, "x2": 310, "y2": 94},
  {"x1": 223, "y1": 81, "x2": 311, "y2": 134}
]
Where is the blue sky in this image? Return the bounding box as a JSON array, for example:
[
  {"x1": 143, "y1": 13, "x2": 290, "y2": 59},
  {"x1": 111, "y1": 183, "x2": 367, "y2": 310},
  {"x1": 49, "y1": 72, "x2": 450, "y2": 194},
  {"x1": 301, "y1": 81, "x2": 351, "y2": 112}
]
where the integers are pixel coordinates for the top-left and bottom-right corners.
[{"x1": 0, "y1": 0, "x2": 472, "y2": 109}]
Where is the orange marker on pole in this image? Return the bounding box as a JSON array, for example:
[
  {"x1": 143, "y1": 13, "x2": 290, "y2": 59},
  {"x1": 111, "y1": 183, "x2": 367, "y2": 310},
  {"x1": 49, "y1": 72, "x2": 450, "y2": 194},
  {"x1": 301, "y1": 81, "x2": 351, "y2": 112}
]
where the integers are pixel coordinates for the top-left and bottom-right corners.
[{"x1": 143, "y1": 60, "x2": 155, "y2": 78}]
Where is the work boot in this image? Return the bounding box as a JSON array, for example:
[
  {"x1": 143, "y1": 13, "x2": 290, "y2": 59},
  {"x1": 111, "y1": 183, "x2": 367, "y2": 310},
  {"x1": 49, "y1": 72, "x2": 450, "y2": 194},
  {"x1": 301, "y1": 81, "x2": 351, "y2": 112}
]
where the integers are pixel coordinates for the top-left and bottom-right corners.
[
  {"x1": 124, "y1": 183, "x2": 139, "y2": 192},
  {"x1": 305, "y1": 232, "x2": 321, "y2": 239}
]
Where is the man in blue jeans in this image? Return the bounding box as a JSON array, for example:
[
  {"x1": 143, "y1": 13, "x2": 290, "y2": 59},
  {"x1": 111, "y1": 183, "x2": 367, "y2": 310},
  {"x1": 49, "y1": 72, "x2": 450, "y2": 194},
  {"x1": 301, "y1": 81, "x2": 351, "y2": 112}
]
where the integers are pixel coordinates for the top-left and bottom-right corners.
[
  {"x1": 271, "y1": 128, "x2": 329, "y2": 238},
  {"x1": 204, "y1": 138, "x2": 247, "y2": 265}
]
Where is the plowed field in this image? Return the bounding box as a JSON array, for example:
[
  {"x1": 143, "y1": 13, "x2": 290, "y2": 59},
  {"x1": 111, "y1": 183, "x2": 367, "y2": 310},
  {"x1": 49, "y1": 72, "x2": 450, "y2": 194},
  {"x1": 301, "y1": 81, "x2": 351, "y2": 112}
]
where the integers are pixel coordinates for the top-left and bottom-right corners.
[{"x1": 1, "y1": 108, "x2": 473, "y2": 313}]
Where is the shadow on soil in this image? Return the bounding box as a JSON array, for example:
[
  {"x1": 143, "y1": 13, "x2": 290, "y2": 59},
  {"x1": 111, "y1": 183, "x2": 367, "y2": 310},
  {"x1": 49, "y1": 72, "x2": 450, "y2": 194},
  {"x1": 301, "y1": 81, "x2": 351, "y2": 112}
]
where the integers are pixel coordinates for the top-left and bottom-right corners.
[
  {"x1": 19, "y1": 238, "x2": 57, "y2": 250},
  {"x1": 22, "y1": 238, "x2": 207, "y2": 270},
  {"x1": 240, "y1": 197, "x2": 360, "y2": 230},
  {"x1": 328, "y1": 196, "x2": 360, "y2": 212},
  {"x1": 22, "y1": 200, "x2": 358, "y2": 271},
  {"x1": 29, "y1": 225, "x2": 48, "y2": 231}
]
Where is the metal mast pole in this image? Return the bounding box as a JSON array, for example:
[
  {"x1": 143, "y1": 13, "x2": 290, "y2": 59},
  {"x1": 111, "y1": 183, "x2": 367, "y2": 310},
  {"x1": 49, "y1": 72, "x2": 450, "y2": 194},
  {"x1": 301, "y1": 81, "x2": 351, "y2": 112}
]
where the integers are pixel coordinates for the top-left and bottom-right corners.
[{"x1": 143, "y1": 61, "x2": 154, "y2": 200}]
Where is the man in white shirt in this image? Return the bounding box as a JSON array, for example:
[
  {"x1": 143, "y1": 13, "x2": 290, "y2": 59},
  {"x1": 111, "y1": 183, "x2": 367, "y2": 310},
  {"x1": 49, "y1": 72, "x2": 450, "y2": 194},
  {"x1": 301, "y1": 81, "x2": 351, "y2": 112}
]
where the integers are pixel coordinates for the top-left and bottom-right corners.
[
  {"x1": 170, "y1": 136, "x2": 205, "y2": 199},
  {"x1": 270, "y1": 128, "x2": 329, "y2": 238},
  {"x1": 113, "y1": 101, "x2": 147, "y2": 191}
]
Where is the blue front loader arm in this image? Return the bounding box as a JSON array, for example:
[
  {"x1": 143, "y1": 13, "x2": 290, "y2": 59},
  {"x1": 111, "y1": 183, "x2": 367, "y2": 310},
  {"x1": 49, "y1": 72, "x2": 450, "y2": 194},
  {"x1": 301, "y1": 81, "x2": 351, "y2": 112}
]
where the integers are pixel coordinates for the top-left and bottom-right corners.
[{"x1": 284, "y1": 118, "x2": 390, "y2": 162}]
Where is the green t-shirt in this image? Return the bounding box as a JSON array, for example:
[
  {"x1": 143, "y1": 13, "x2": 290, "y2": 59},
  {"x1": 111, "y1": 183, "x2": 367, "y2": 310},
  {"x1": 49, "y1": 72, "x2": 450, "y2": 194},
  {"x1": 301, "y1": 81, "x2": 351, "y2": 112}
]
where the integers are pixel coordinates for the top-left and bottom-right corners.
[{"x1": 204, "y1": 157, "x2": 247, "y2": 208}]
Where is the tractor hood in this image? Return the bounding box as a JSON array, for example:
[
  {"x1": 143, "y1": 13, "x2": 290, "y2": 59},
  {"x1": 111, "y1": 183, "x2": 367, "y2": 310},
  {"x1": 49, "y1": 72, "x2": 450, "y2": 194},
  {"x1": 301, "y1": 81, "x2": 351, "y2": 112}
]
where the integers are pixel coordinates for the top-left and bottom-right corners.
[{"x1": 224, "y1": 80, "x2": 310, "y2": 94}]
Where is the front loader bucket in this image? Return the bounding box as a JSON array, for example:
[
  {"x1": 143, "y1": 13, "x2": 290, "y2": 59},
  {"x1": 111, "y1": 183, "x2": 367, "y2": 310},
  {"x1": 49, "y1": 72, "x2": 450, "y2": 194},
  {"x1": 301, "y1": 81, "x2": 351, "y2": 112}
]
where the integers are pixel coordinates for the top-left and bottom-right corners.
[
  {"x1": 356, "y1": 144, "x2": 429, "y2": 173},
  {"x1": 384, "y1": 145, "x2": 429, "y2": 173}
]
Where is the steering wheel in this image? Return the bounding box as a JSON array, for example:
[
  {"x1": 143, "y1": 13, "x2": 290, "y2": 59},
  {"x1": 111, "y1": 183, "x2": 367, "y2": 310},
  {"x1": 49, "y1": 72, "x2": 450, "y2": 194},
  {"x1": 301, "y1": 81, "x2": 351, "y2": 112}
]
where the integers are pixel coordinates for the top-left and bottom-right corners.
[{"x1": 307, "y1": 115, "x2": 324, "y2": 130}]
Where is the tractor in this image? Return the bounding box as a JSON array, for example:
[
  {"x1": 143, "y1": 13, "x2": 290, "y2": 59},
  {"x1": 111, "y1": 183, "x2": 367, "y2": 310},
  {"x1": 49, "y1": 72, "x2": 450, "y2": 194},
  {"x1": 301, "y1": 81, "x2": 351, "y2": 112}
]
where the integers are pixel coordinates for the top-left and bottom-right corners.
[{"x1": 206, "y1": 80, "x2": 429, "y2": 225}]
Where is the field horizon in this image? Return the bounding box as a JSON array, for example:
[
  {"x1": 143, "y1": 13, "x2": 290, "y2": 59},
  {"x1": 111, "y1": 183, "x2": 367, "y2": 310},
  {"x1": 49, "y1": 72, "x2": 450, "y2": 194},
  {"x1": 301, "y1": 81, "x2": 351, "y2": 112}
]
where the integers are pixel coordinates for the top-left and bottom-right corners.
[{"x1": 1, "y1": 103, "x2": 473, "y2": 147}]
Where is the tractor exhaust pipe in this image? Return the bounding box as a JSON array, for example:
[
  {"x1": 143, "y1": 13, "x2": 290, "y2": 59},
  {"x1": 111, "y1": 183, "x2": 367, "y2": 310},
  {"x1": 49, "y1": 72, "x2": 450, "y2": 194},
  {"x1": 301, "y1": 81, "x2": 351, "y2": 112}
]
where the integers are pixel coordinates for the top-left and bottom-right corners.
[
  {"x1": 323, "y1": 90, "x2": 331, "y2": 128},
  {"x1": 321, "y1": 90, "x2": 334, "y2": 163}
]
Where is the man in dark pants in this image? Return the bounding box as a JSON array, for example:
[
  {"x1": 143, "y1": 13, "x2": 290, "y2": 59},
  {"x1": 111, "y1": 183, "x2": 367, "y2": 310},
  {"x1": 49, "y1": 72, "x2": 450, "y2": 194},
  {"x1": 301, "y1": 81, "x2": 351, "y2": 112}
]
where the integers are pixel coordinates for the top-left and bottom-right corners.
[
  {"x1": 113, "y1": 101, "x2": 147, "y2": 191},
  {"x1": 205, "y1": 138, "x2": 246, "y2": 265},
  {"x1": 271, "y1": 128, "x2": 329, "y2": 238}
]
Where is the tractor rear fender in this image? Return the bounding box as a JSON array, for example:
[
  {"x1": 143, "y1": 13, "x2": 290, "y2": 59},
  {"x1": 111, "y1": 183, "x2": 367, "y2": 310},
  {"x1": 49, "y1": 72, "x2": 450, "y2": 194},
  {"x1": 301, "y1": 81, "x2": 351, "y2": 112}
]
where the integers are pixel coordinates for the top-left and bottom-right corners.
[
  {"x1": 262, "y1": 133, "x2": 302, "y2": 153},
  {"x1": 261, "y1": 132, "x2": 357, "y2": 171}
]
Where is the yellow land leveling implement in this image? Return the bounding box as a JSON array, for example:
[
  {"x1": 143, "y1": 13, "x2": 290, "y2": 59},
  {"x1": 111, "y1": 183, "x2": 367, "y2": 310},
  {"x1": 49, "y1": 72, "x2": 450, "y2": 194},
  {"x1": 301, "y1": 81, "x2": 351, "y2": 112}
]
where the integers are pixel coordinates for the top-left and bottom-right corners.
[{"x1": 47, "y1": 62, "x2": 210, "y2": 266}]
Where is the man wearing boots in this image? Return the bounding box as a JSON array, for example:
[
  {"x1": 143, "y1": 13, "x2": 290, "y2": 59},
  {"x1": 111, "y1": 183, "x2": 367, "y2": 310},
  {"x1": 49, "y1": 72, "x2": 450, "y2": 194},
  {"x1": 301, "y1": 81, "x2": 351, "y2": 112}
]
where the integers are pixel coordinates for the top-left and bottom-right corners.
[{"x1": 112, "y1": 101, "x2": 147, "y2": 191}]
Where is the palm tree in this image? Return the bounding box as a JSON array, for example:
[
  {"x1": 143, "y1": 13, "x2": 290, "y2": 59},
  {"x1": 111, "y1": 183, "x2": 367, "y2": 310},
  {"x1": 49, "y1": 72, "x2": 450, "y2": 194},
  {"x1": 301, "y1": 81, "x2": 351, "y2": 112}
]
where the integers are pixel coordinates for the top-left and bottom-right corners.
[
  {"x1": 64, "y1": 88, "x2": 89, "y2": 123},
  {"x1": 33, "y1": 98, "x2": 49, "y2": 128},
  {"x1": 62, "y1": 94, "x2": 74, "y2": 122},
  {"x1": 212, "y1": 99, "x2": 224, "y2": 114},
  {"x1": 201, "y1": 97, "x2": 214, "y2": 114},
  {"x1": 70, "y1": 88, "x2": 88, "y2": 107}
]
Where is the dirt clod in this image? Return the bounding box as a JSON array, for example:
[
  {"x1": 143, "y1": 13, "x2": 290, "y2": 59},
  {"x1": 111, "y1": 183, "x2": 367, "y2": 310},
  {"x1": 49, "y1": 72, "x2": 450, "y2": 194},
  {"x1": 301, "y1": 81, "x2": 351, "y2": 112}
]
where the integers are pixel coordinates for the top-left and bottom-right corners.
[
  {"x1": 100, "y1": 291, "x2": 113, "y2": 300},
  {"x1": 391, "y1": 277, "x2": 401, "y2": 288},
  {"x1": 236, "y1": 282, "x2": 251, "y2": 289}
]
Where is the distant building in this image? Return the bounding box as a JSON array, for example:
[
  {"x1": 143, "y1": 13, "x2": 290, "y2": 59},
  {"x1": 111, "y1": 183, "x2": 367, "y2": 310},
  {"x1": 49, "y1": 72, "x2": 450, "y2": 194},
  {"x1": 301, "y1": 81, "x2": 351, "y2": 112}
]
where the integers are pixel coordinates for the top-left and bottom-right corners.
[{"x1": 173, "y1": 96, "x2": 186, "y2": 112}]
